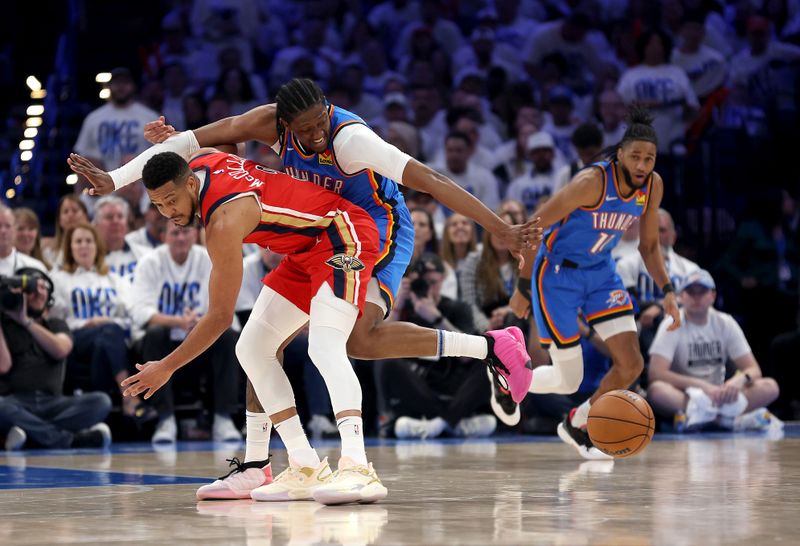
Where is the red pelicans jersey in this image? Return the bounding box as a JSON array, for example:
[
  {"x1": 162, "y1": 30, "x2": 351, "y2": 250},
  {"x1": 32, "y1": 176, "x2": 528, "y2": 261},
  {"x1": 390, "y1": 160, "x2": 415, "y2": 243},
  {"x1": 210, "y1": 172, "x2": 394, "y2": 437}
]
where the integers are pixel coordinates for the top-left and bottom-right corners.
[{"x1": 190, "y1": 152, "x2": 379, "y2": 312}]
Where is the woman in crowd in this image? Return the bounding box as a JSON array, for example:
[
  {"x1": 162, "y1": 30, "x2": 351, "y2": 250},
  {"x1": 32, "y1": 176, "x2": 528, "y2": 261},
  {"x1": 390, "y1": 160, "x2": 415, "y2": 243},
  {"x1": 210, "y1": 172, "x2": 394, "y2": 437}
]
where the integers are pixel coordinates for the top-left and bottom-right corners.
[
  {"x1": 440, "y1": 212, "x2": 479, "y2": 289},
  {"x1": 50, "y1": 223, "x2": 147, "y2": 420},
  {"x1": 41, "y1": 195, "x2": 90, "y2": 269},
  {"x1": 411, "y1": 208, "x2": 457, "y2": 299},
  {"x1": 13, "y1": 207, "x2": 50, "y2": 269}
]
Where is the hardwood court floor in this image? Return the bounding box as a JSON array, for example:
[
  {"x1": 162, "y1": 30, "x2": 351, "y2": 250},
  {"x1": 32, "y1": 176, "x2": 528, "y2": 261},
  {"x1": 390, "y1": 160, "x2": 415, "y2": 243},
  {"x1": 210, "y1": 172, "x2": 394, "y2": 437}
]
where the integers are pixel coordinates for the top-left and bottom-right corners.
[{"x1": 1, "y1": 427, "x2": 798, "y2": 545}]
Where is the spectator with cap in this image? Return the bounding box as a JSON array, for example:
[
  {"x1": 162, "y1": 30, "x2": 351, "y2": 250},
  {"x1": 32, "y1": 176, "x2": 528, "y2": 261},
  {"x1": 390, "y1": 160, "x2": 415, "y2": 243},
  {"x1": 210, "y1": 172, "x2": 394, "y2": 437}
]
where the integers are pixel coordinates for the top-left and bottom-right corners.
[
  {"x1": 647, "y1": 269, "x2": 781, "y2": 432},
  {"x1": 553, "y1": 122, "x2": 604, "y2": 193},
  {"x1": 433, "y1": 131, "x2": 500, "y2": 211},
  {"x1": 73, "y1": 67, "x2": 160, "y2": 173},
  {"x1": 383, "y1": 93, "x2": 411, "y2": 124},
  {"x1": 506, "y1": 132, "x2": 560, "y2": 213}
]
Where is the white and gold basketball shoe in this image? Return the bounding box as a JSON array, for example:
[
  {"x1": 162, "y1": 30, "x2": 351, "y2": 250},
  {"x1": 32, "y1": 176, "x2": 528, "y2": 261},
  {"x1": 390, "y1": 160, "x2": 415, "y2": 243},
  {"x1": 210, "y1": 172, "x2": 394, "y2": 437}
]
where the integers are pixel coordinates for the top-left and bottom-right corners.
[
  {"x1": 250, "y1": 457, "x2": 332, "y2": 501},
  {"x1": 312, "y1": 457, "x2": 388, "y2": 506}
]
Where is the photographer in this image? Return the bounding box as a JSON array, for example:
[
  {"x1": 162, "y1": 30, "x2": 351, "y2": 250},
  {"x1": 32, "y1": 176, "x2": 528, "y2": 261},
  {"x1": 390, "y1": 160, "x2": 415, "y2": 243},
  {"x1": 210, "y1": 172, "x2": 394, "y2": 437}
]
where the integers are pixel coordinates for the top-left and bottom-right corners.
[
  {"x1": 380, "y1": 253, "x2": 496, "y2": 439},
  {"x1": 0, "y1": 268, "x2": 111, "y2": 450}
]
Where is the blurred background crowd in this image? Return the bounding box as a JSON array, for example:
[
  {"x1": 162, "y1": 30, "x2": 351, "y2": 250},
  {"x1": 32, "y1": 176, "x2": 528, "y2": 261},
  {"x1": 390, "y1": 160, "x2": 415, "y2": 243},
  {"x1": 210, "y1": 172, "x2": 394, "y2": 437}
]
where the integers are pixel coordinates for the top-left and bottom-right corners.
[{"x1": 0, "y1": 0, "x2": 798, "y2": 447}]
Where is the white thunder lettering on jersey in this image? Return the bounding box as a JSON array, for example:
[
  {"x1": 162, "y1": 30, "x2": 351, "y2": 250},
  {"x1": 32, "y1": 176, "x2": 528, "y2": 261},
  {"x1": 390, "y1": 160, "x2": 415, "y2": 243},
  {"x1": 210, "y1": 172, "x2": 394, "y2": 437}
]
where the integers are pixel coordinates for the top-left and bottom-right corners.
[
  {"x1": 591, "y1": 212, "x2": 638, "y2": 231},
  {"x1": 50, "y1": 268, "x2": 132, "y2": 331},
  {"x1": 283, "y1": 165, "x2": 344, "y2": 194}
]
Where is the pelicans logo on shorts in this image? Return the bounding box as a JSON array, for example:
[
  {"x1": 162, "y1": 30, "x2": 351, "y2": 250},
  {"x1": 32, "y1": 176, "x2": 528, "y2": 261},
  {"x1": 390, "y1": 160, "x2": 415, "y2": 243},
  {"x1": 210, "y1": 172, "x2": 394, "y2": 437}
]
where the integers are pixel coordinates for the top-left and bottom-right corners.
[
  {"x1": 606, "y1": 290, "x2": 629, "y2": 307},
  {"x1": 326, "y1": 253, "x2": 365, "y2": 272}
]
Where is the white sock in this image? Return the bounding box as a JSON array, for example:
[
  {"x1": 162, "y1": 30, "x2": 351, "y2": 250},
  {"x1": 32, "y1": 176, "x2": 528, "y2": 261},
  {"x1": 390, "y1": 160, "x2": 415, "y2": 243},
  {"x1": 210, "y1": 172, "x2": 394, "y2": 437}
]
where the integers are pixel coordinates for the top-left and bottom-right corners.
[
  {"x1": 570, "y1": 399, "x2": 592, "y2": 428},
  {"x1": 337, "y1": 416, "x2": 367, "y2": 466},
  {"x1": 274, "y1": 415, "x2": 320, "y2": 468},
  {"x1": 439, "y1": 331, "x2": 488, "y2": 359},
  {"x1": 244, "y1": 411, "x2": 271, "y2": 464}
]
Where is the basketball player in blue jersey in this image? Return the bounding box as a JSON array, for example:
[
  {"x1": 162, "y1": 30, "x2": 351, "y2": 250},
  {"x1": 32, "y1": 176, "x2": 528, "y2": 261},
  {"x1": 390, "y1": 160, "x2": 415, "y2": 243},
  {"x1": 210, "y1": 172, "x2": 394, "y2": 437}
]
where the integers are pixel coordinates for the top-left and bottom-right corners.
[
  {"x1": 509, "y1": 106, "x2": 682, "y2": 459},
  {"x1": 74, "y1": 78, "x2": 538, "y2": 499}
]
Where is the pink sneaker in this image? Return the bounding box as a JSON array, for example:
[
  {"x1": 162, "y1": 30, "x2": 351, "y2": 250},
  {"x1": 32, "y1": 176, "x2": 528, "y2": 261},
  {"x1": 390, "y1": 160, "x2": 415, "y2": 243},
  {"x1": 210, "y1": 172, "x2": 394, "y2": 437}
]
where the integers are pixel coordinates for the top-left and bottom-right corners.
[
  {"x1": 196, "y1": 457, "x2": 273, "y2": 500},
  {"x1": 484, "y1": 327, "x2": 532, "y2": 404}
]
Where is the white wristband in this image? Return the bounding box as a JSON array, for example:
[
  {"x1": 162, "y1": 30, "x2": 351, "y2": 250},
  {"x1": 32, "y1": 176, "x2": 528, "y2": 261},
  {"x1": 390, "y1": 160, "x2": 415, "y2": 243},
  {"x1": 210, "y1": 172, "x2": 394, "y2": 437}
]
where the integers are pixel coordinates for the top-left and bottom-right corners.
[{"x1": 109, "y1": 130, "x2": 201, "y2": 190}]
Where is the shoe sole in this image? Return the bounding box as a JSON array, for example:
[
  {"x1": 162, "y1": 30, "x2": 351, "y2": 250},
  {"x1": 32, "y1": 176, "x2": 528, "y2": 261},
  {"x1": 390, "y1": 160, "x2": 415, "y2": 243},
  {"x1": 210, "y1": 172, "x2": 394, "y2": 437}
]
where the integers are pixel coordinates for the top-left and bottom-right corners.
[
  {"x1": 251, "y1": 487, "x2": 317, "y2": 502},
  {"x1": 557, "y1": 423, "x2": 614, "y2": 461},
  {"x1": 197, "y1": 488, "x2": 255, "y2": 500},
  {"x1": 486, "y1": 369, "x2": 521, "y2": 426},
  {"x1": 313, "y1": 484, "x2": 388, "y2": 506}
]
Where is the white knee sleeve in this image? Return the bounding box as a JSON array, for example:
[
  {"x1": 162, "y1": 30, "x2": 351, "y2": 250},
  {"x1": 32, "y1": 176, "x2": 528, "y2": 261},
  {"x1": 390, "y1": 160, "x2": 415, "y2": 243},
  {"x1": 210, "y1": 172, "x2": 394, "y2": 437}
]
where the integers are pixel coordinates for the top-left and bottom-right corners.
[
  {"x1": 307, "y1": 283, "x2": 362, "y2": 415},
  {"x1": 236, "y1": 287, "x2": 309, "y2": 416},
  {"x1": 529, "y1": 345, "x2": 585, "y2": 394},
  {"x1": 593, "y1": 315, "x2": 637, "y2": 340}
]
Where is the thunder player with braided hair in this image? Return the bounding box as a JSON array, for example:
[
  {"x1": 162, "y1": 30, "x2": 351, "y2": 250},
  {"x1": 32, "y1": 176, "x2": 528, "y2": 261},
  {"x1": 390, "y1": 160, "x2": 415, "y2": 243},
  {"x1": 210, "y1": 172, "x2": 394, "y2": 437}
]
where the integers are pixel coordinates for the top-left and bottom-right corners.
[
  {"x1": 509, "y1": 106, "x2": 682, "y2": 459},
  {"x1": 70, "y1": 78, "x2": 537, "y2": 500}
]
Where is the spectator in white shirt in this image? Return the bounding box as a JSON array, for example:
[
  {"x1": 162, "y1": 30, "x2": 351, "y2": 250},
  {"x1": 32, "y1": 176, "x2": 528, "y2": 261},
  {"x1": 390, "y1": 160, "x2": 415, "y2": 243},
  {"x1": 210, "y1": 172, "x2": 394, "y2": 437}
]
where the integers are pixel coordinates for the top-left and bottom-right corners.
[
  {"x1": 41, "y1": 195, "x2": 90, "y2": 270},
  {"x1": 0, "y1": 207, "x2": 47, "y2": 277},
  {"x1": 74, "y1": 68, "x2": 159, "y2": 172},
  {"x1": 506, "y1": 132, "x2": 560, "y2": 213},
  {"x1": 125, "y1": 203, "x2": 166, "y2": 250},
  {"x1": 648, "y1": 269, "x2": 780, "y2": 430},
  {"x1": 10, "y1": 208, "x2": 50, "y2": 271},
  {"x1": 597, "y1": 89, "x2": 627, "y2": 147},
  {"x1": 131, "y1": 223, "x2": 240, "y2": 444},
  {"x1": 543, "y1": 85, "x2": 581, "y2": 162},
  {"x1": 434, "y1": 131, "x2": 500, "y2": 211},
  {"x1": 49, "y1": 224, "x2": 142, "y2": 419},
  {"x1": 617, "y1": 30, "x2": 700, "y2": 153},
  {"x1": 432, "y1": 108, "x2": 495, "y2": 170},
  {"x1": 94, "y1": 196, "x2": 150, "y2": 283},
  {"x1": 671, "y1": 12, "x2": 728, "y2": 101}
]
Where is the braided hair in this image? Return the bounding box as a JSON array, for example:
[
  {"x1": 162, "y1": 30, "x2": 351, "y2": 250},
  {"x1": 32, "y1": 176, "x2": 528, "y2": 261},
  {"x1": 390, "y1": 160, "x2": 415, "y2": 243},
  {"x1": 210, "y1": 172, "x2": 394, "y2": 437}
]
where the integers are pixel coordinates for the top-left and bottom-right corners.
[
  {"x1": 603, "y1": 104, "x2": 658, "y2": 161},
  {"x1": 274, "y1": 78, "x2": 326, "y2": 144}
]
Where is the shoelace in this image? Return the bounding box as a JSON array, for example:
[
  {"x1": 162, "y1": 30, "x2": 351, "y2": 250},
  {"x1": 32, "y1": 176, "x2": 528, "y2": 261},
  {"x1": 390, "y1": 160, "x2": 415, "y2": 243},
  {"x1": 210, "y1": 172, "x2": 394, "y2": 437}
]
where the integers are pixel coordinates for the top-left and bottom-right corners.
[{"x1": 218, "y1": 457, "x2": 247, "y2": 480}]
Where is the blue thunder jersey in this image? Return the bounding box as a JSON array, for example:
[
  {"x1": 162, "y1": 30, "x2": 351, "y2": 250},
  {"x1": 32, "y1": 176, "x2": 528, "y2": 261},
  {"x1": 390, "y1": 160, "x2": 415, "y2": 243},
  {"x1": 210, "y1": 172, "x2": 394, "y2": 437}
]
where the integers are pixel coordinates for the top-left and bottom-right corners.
[
  {"x1": 541, "y1": 160, "x2": 652, "y2": 268},
  {"x1": 278, "y1": 104, "x2": 414, "y2": 309}
]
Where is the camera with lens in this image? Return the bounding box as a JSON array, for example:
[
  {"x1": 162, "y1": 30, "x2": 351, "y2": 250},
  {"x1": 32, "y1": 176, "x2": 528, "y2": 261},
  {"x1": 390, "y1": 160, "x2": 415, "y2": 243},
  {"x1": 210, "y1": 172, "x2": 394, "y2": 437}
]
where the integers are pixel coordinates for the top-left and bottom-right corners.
[
  {"x1": 410, "y1": 276, "x2": 429, "y2": 298},
  {"x1": 0, "y1": 272, "x2": 44, "y2": 311}
]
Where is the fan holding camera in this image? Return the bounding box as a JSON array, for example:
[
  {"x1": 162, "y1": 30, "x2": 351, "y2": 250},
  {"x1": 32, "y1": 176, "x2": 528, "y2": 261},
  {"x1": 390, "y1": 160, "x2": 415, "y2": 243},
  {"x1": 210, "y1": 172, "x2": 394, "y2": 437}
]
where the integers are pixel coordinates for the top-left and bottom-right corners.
[
  {"x1": 382, "y1": 253, "x2": 497, "y2": 439},
  {"x1": 0, "y1": 267, "x2": 112, "y2": 450}
]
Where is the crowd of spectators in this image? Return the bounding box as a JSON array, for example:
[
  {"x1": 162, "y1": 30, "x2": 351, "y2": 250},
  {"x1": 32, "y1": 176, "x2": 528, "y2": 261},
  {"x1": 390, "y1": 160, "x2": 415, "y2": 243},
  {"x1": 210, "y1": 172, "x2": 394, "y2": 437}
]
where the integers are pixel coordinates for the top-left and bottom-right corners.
[{"x1": 2, "y1": 0, "x2": 799, "y2": 448}]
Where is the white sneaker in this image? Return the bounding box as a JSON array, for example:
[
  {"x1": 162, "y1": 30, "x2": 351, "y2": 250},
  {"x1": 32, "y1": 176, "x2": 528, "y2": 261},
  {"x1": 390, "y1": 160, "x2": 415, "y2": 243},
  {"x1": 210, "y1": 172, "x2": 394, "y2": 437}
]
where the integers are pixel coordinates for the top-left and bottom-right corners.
[
  {"x1": 454, "y1": 414, "x2": 497, "y2": 437},
  {"x1": 685, "y1": 387, "x2": 718, "y2": 429},
  {"x1": 152, "y1": 415, "x2": 177, "y2": 444},
  {"x1": 250, "y1": 457, "x2": 332, "y2": 501},
  {"x1": 5, "y1": 426, "x2": 26, "y2": 451},
  {"x1": 394, "y1": 416, "x2": 446, "y2": 439},
  {"x1": 312, "y1": 457, "x2": 388, "y2": 506},
  {"x1": 213, "y1": 415, "x2": 243, "y2": 443},
  {"x1": 735, "y1": 408, "x2": 778, "y2": 431},
  {"x1": 307, "y1": 415, "x2": 338, "y2": 439},
  {"x1": 197, "y1": 458, "x2": 273, "y2": 500},
  {"x1": 88, "y1": 422, "x2": 112, "y2": 448}
]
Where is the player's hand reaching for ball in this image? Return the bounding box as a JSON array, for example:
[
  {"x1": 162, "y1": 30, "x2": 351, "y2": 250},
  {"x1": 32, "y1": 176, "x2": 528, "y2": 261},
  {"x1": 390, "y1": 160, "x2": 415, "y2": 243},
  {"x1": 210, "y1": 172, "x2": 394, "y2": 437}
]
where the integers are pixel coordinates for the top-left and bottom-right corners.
[
  {"x1": 144, "y1": 116, "x2": 177, "y2": 144},
  {"x1": 121, "y1": 361, "x2": 174, "y2": 400},
  {"x1": 67, "y1": 153, "x2": 114, "y2": 196},
  {"x1": 662, "y1": 292, "x2": 681, "y2": 331}
]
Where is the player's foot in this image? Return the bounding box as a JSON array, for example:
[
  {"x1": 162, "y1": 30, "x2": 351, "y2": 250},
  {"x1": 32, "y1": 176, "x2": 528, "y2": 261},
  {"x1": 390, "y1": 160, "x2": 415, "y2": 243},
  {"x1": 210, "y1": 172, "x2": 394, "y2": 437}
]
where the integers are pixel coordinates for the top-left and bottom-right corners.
[
  {"x1": 453, "y1": 414, "x2": 497, "y2": 437},
  {"x1": 486, "y1": 367, "x2": 521, "y2": 426},
  {"x1": 196, "y1": 457, "x2": 273, "y2": 500},
  {"x1": 250, "y1": 457, "x2": 332, "y2": 501},
  {"x1": 4, "y1": 426, "x2": 26, "y2": 451},
  {"x1": 312, "y1": 457, "x2": 388, "y2": 506},
  {"x1": 152, "y1": 415, "x2": 177, "y2": 444},
  {"x1": 557, "y1": 415, "x2": 613, "y2": 461},
  {"x1": 484, "y1": 327, "x2": 532, "y2": 404}
]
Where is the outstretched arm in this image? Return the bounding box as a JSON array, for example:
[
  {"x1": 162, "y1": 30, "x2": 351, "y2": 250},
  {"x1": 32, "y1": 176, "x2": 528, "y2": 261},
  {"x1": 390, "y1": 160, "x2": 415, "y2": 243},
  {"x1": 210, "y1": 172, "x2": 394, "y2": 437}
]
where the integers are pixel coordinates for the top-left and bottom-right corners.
[
  {"x1": 638, "y1": 174, "x2": 681, "y2": 331},
  {"x1": 121, "y1": 197, "x2": 261, "y2": 399},
  {"x1": 145, "y1": 105, "x2": 279, "y2": 148}
]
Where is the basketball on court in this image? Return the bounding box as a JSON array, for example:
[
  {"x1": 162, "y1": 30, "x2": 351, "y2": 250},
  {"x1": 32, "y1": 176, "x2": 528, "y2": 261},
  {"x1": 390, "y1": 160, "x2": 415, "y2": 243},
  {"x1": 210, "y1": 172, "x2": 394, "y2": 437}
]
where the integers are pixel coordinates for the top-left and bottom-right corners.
[{"x1": 587, "y1": 390, "x2": 655, "y2": 458}]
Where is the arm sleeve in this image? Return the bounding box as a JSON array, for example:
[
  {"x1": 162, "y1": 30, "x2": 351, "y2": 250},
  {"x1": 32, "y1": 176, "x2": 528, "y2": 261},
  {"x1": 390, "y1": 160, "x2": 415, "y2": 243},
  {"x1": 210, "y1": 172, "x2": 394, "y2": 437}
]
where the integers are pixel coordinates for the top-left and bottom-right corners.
[
  {"x1": 648, "y1": 318, "x2": 679, "y2": 361},
  {"x1": 723, "y1": 315, "x2": 752, "y2": 361},
  {"x1": 109, "y1": 130, "x2": 200, "y2": 190},
  {"x1": 130, "y1": 256, "x2": 161, "y2": 328},
  {"x1": 332, "y1": 124, "x2": 412, "y2": 183}
]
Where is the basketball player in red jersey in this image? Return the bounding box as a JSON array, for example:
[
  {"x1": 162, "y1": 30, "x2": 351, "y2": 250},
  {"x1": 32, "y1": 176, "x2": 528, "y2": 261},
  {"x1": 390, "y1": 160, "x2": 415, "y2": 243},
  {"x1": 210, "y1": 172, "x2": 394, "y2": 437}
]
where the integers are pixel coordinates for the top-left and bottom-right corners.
[{"x1": 71, "y1": 148, "x2": 388, "y2": 505}]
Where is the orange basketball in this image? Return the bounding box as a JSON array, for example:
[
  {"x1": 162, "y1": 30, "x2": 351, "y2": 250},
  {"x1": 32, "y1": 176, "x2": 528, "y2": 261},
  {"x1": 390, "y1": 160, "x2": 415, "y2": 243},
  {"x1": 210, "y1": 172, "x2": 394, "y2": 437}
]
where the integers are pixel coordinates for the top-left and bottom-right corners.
[{"x1": 586, "y1": 390, "x2": 655, "y2": 458}]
